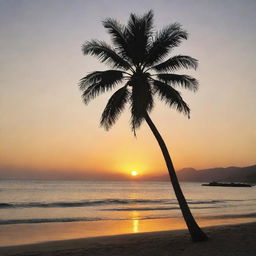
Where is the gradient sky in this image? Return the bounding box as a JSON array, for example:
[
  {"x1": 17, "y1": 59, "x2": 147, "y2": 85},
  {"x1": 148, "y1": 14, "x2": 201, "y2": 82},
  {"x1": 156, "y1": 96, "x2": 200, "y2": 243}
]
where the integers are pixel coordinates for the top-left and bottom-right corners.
[{"x1": 0, "y1": 0, "x2": 255, "y2": 179}]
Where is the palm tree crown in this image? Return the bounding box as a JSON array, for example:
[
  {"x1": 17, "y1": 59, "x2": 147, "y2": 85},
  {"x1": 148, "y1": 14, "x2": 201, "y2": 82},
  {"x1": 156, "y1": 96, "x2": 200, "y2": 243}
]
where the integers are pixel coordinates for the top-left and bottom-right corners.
[{"x1": 80, "y1": 10, "x2": 198, "y2": 133}]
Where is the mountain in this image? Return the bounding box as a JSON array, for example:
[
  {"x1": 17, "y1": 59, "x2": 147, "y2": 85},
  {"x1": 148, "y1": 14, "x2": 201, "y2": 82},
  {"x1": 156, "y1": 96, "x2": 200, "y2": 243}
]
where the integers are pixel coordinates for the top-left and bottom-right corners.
[{"x1": 154, "y1": 165, "x2": 256, "y2": 183}]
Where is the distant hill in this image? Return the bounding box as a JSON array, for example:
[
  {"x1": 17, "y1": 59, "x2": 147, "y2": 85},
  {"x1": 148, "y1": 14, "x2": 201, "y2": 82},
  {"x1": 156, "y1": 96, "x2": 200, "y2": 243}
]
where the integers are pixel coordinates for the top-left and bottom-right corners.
[
  {"x1": 154, "y1": 165, "x2": 256, "y2": 183},
  {"x1": 1, "y1": 164, "x2": 255, "y2": 182}
]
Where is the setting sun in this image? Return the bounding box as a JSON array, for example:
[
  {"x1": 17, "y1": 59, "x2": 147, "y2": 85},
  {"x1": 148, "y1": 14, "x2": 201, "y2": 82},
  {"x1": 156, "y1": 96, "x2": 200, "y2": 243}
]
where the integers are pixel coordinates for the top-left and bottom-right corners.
[{"x1": 131, "y1": 171, "x2": 138, "y2": 176}]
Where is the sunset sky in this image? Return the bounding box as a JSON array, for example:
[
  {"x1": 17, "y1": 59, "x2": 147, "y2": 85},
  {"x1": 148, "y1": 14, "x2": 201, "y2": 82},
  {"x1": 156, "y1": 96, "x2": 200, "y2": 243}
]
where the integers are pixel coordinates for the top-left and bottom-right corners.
[{"x1": 0, "y1": 0, "x2": 255, "y2": 179}]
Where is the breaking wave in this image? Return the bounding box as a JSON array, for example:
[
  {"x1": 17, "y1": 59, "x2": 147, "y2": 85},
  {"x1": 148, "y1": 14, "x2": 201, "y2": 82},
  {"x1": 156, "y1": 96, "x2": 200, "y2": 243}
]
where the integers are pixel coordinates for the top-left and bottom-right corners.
[
  {"x1": 0, "y1": 199, "x2": 241, "y2": 209},
  {"x1": 0, "y1": 212, "x2": 255, "y2": 225}
]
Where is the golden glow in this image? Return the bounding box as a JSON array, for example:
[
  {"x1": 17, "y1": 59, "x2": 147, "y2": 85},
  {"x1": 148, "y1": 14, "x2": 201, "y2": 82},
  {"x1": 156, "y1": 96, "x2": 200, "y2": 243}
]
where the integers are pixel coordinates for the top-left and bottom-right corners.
[
  {"x1": 131, "y1": 211, "x2": 139, "y2": 233},
  {"x1": 131, "y1": 171, "x2": 138, "y2": 176},
  {"x1": 114, "y1": 159, "x2": 150, "y2": 177}
]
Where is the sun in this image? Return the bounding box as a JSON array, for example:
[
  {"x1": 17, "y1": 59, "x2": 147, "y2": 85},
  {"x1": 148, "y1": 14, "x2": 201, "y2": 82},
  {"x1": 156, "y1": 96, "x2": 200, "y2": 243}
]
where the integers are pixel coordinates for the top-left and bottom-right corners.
[{"x1": 131, "y1": 171, "x2": 138, "y2": 176}]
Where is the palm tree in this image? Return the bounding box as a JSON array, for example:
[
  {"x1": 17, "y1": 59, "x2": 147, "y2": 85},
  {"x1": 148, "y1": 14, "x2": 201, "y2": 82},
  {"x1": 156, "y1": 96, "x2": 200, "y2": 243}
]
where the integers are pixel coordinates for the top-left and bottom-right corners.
[{"x1": 79, "y1": 10, "x2": 208, "y2": 242}]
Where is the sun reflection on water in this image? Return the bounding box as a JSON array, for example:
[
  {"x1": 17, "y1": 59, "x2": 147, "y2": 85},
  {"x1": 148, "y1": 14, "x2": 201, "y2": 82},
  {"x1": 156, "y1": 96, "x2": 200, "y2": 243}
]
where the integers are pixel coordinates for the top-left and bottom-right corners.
[{"x1": 131, "y1": 211, "x2": 139, "y2": 233}]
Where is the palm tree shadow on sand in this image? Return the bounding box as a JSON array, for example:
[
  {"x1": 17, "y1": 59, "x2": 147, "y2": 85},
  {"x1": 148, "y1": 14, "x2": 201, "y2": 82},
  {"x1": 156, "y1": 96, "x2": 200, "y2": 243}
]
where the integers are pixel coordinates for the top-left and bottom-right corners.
[{"x1": 79, "y1": 10, "x2": 208, "y2": 242}]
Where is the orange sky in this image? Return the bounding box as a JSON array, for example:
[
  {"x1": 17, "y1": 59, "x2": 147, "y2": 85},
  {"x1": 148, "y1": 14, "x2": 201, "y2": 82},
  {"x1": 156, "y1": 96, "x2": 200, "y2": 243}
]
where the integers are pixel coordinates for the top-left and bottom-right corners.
[{"x1": 0, "y1": 1, "x2": 255, "y2": 179}]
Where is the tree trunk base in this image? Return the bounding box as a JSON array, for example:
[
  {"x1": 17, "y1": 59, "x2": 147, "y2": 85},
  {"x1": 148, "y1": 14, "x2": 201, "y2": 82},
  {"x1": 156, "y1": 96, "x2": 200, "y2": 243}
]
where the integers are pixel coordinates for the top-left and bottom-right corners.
[{"x1": 190, "y1": 229, "x2": 209, "y2": 242}]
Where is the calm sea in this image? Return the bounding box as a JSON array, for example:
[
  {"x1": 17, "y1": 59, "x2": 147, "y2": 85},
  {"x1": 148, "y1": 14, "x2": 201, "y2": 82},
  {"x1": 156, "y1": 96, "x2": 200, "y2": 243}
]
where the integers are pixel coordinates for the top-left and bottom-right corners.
[{"x1": 0, "y1": 180, "x2": 255, "y2": 225}]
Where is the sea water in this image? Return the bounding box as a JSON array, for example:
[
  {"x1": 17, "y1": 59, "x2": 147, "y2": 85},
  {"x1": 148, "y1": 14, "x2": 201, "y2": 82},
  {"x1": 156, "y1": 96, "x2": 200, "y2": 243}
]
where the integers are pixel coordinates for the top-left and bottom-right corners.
[{"x1": 0, "y1": 180, "x2": 255, "y2": 225}]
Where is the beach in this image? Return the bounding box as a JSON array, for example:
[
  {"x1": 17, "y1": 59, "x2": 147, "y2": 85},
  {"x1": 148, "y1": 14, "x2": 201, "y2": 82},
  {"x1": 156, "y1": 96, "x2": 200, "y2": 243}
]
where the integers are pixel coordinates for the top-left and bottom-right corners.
[{"x1": 0, "y1": 221, "x2": 255, "y2": 256}]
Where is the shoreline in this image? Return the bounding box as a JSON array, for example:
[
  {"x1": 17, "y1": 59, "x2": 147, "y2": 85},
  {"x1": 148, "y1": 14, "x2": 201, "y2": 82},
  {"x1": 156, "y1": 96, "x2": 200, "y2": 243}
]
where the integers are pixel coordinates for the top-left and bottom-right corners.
[
  {"x1": 0, "y1": 215, "x2": 255, "y2": 246},
  {"x1": 0, "y1": 216, "x2": 255, "y2": 246},
  {"x1": 0, "y1": 221, "x2": 255, "y2": 256}
]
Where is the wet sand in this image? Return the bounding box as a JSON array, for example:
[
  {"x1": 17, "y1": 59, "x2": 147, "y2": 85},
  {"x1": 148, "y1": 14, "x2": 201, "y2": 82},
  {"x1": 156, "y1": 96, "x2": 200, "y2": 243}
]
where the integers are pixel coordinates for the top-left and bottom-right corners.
[
  {"x1": 0, "y1": 216, "x2": 255, "y2": 247},
  {"x1": 0, "y1": 221, "x2": 255, "y2": 256}
]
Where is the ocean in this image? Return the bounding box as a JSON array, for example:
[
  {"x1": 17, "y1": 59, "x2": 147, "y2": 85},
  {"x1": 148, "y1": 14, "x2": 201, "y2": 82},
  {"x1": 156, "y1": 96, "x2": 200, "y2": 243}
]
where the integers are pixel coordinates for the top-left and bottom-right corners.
[{"x1": 1, "y1": 180, "x2": 255, "y2": 225}]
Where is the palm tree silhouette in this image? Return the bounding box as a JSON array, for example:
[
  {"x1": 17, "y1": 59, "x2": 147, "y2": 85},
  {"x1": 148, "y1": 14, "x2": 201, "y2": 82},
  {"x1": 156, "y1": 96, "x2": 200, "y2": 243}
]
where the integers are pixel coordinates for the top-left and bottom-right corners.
[{"x1": 79, "y1": 10, "x2": 208, "y2": 242}]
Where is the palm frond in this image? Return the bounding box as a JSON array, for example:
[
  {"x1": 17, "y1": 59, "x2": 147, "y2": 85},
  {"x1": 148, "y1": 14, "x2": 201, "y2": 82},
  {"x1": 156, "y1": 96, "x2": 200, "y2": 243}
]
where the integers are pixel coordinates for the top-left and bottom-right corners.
[
  {"x1": 153, "y1": 79, "x2": 190, "y2": 117},
  {"x1": 140, "y1": 9, "x2": 154, "y2": 47},
  {"x1": 152, "y1": 55, "x2": 198, "y2": 72},
  {"x1": 79, "y1": 70, "x2": 124, "y2": 90},
  {"x1": 157, "y1": 74, "x2": 198, "y2": 91},
  {"x1": 130, "y1": 75, "x2": 154, "y2": 131},
  {"x1": 82, "y1": 40, "x2": 131, "y2": 70},
  {"x1": 100, "y1": 86, "x2": 130, "y2": 130},
  {"x1": 102, "y1": 18, "x2": 132, "y2": 62},
  {"x1": 80, "y1": 70, "x2": 124, "y2": 104},
  {"x1": 145, "y1": 23, "x2": 188, "y2": 67},
  {"x1": 125, "y1": 10, "x2": 154, "y2": 65}
]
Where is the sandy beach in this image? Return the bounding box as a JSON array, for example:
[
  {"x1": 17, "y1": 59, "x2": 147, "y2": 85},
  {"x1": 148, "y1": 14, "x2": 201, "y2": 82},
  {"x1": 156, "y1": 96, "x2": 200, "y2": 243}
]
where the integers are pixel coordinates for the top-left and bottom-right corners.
[{"x1": 0, "y1": 221, "x2": 255, "y2": 256}]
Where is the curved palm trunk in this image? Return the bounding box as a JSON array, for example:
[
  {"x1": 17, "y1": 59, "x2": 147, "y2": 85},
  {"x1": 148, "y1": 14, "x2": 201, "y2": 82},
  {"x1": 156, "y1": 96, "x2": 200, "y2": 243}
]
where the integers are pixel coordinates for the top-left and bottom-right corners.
[{"x1": 145, "y1": 113, "x2": 208, "y2": 242}]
